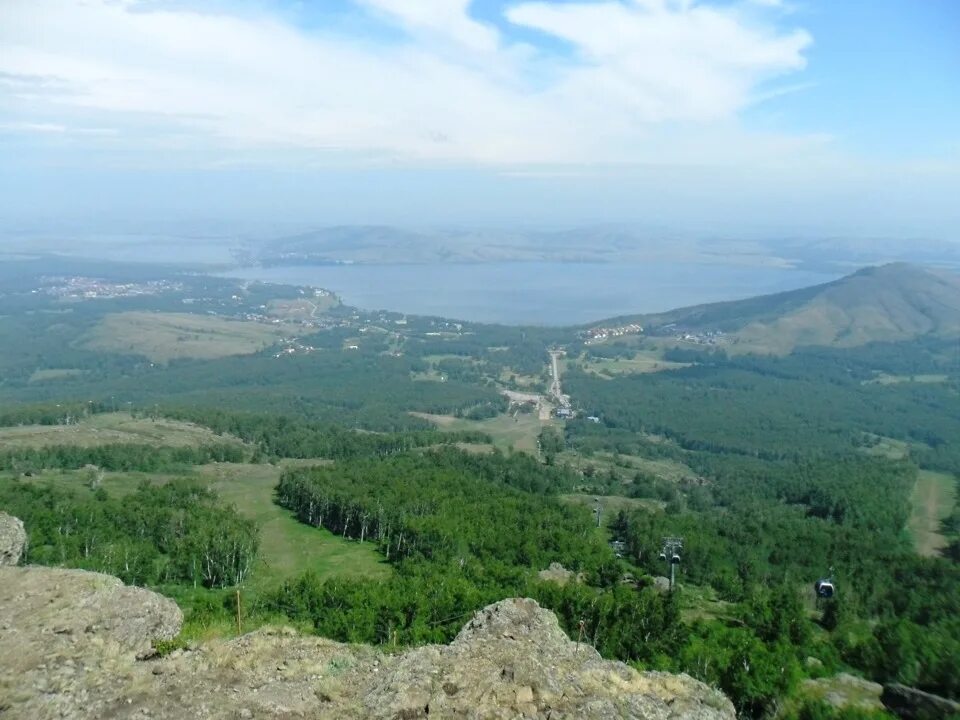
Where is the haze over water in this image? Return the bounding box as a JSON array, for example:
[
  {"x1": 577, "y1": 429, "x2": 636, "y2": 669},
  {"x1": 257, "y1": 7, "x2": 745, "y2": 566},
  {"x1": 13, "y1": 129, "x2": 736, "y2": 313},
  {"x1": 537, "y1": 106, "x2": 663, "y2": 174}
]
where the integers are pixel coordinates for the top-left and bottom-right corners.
[{"x1": 227, "y1": 262, "x2": 838, "y2": 325}]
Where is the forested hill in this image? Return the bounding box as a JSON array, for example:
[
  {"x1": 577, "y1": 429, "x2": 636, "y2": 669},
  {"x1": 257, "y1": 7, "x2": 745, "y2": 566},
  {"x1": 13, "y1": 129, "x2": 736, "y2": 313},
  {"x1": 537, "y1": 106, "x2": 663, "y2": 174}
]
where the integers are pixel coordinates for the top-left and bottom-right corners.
[{"x1": 607, "y1": 263, "x2": 960, "y2": 353}]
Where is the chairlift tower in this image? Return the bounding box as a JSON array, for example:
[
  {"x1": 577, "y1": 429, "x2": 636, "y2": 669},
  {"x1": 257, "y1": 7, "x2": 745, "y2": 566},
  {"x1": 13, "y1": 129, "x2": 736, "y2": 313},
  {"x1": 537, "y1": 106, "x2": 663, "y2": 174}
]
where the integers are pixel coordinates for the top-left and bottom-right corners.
[{"x1": 659, "y1": 537, "x2": 684, "y2": 591}]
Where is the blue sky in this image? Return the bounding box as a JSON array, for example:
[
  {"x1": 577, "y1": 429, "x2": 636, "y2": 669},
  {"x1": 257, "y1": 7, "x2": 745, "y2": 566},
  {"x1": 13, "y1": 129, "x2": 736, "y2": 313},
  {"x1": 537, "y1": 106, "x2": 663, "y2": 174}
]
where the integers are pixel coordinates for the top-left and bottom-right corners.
[{"x1": 0, "y1": 0, "x2": 957, "y2": 238}]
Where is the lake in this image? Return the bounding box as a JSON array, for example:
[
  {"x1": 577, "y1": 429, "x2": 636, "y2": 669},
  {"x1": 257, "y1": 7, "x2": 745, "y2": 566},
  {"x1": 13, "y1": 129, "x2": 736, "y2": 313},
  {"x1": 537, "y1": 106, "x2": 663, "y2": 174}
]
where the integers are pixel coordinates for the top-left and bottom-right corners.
[{"x1": 224, "y1": 262, "x2": 838, "y2": 326}]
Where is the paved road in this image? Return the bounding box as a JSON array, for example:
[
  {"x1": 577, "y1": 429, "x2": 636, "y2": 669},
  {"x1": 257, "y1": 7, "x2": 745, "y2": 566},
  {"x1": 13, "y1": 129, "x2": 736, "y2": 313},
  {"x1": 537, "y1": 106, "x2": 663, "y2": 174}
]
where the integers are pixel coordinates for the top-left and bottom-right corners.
[{"x1": 548, "y1": 350, "x2": 568, "y2": 407}]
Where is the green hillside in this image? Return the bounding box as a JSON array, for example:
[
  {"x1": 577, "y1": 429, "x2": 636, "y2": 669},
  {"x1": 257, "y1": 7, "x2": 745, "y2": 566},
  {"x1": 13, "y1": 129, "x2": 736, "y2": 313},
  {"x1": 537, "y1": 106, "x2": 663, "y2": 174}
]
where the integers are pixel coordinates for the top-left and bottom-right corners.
[{"x1": 622, "y1": 263, "x2": 960, "y2": 353}]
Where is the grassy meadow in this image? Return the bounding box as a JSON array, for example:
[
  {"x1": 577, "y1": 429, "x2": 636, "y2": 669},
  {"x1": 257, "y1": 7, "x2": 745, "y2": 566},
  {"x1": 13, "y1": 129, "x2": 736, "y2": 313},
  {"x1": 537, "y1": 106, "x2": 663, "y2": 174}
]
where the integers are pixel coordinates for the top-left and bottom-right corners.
[
  {"x1": 81, "y1": 311, "x2": 291, "y2": 362},
  {"x1": 0, "y1": 411, "x2": 244, "y2": 449},
  {"x1": 908, "y1": 470, "x2": 958, "y2": 557}
]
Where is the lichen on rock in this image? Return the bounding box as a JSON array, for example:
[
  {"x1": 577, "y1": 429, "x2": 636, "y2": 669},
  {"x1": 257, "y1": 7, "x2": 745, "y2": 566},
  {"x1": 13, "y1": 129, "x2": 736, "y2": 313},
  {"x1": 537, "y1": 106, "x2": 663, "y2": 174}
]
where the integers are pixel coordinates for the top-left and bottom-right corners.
[{"x1": 0, "y1": 512, "x2": 26, "y2": 566}]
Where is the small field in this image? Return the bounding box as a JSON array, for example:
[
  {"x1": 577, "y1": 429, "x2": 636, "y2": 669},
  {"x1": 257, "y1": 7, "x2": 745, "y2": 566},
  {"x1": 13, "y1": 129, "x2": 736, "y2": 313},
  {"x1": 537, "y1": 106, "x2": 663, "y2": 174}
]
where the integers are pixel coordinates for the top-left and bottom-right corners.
[
  {"x1": 561, "y1": 493, "x2": 662, "y2": 516},
  {"x1": 574, "y1": 350, "x2": 689, "y2": 379},
  {"x1": 677, "y1": 583, "x2": 737, "y2": 623},
  {"x1": 908, "y1": 470, "x2": 957, "y2": 556},
  {"x1": 4, "y1": 459, "x2": 391, "y2": 590},
  {"x1": 81, "y1": 311, "x2": 290, "y2": 362},
  {"x1": 859, "y1": 434, "x2": 910, "y2": 460},
  {"x1": 411, "y1": 411, "x2": 551, "y2": 454},
  {"x1": 266, "y1": 294, "x2": 338, "y2": 321},
  {"x1": 28, "y1": 368, "x2": 85, "y2": 383},
  {"x1": 556, "y1": 449, "x2": 697, "y2": 485},
  {"x1": 866, "y1": 373, "x2": 950, "y2": 385},
  {"x1": 0, "y1": 412, "x2": 244, "y2": 449},
  {"x1": 197, "y1": 463, "x2": 391, "y2": 591}
]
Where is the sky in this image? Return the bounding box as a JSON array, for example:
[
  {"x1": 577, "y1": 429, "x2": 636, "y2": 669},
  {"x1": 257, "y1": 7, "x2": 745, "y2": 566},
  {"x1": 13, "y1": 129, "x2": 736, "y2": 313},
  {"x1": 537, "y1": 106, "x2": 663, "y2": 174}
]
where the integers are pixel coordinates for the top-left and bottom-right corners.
[{"x1": 0, "y1": 0, "x2": 958, "y2": 238}]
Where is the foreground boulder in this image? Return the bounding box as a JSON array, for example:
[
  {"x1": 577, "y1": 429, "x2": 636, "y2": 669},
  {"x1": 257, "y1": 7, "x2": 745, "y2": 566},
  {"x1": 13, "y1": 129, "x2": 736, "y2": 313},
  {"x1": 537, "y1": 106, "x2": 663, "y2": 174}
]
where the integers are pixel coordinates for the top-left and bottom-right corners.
[
  {"x1": 357, "y1": 598, "x2": 732, "y2": 720},
  {"x1": 0, "y1": 512, "x2": 26, "y2": 565},
  {"x1": 0, "y1": 566, "x2": 733, "y2": 720}
]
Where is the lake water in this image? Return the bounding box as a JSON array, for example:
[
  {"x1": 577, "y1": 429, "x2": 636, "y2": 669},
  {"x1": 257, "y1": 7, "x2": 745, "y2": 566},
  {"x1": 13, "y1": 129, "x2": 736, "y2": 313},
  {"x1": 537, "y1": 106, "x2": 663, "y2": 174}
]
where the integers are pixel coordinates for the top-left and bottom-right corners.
[{"x1": 225, "y1": 262, "x2": 838, "y2": 326}]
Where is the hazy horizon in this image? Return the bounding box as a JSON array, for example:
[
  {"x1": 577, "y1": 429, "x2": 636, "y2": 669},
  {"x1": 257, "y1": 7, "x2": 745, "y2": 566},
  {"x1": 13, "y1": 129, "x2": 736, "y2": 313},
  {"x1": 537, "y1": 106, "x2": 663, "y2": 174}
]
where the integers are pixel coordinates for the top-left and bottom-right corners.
[{"x1": 2, "y1": 0, "x2": 959, "y2": 242}]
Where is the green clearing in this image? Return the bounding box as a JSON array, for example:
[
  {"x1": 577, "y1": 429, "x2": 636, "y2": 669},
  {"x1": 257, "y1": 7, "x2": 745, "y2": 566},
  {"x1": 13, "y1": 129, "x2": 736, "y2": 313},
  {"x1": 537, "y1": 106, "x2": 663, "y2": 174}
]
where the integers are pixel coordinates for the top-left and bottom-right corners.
[
  {"x1": 411, "y1": 411, "x2": 552, "y2": 454},
  {"x1": 557, "y1": 449, "x2": 697, "y2": 485},
  {"x1": 867, "y1": 373, "x2": 950, "y2": 385},
  {"x1": 0, "y1": 412, "x2": 245, "y2": 449},
  {"x1": 197, "y1": 463, "x2": 391, "y2": 590},
  {"x1": 676, "y1": 583, "x2": 737, "y2": 623},
  {"x1": 561, "y1": 493, "x2": 662, "y2": 515},
  {"x1": 81, "y1": 311, "x2": 291, "y2": 362},
  {"x1": 575, "y1": 350, "x2": 690, "y2": 379},
  {"x1": 266, "y1": 294, "x2": 338, "y2": 321},
  {"x1": 6, "y1": 468, "x2": 181, "y2": 496},
  {"x1": 908, "y1": 470, "x2": 957, "y2": 557},
  {"x1": 6, "y1": 460, "x2": 391, "y2": 591},
  {"x1": 28, "y1": 368, "x2": 85, "y2": 383},
  {"x1": 859, "y1": 434, "x2": 911, "y2": 460}
]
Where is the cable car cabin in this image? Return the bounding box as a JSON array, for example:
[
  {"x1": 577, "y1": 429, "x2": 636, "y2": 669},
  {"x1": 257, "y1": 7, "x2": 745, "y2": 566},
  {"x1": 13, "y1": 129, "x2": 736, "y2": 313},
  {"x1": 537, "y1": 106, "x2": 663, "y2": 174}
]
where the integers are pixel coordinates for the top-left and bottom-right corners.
[
  {"x1": 814, "y1": 579, "x2": 835, "y2": 599},
  {"x1": 658, "y1": 552, "x2": 667, "y2": 561},
  {"x1": 670, "y1": 553, "x2": 681, "y2": 565}
]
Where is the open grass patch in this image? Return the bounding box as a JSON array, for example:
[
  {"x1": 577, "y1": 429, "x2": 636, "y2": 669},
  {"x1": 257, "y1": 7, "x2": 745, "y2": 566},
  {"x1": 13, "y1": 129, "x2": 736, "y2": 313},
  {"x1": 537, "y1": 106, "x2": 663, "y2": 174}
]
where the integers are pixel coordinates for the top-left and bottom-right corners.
[
  {"x1": 561, "y1": 493, "x2": 662, "y2": 516},
  {"x1": 577, "y1": 350, "x2": 690, "y2": 379},
  {"x1": 0, "y1": 412, "x2": 244, "y2": 450},
  {"x1": 410, "y1": 411, "x2": 551, "y2": 454},
  {"x1": 196, "y1": 463, "x2": 392, "y2": 591},
  {"x1": 81, "y1": 311, "x2": 290, "y2": 362},
  {"x1": 908, "y1": 469, "x2": 957, "y2": 557},
  {"x1": 28, "y1": 368, "x2": 85, "y2": 383},
  {"x1": 6, "y1": 459, "x2": 392, "y2": 591}
]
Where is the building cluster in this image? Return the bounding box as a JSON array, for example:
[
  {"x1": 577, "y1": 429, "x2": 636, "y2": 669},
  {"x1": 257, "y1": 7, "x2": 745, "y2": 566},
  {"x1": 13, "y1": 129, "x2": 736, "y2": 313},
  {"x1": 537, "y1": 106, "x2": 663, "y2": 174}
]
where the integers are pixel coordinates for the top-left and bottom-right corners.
[
  {"x1": 273, "y1": 339, "x2": 317, "y2": 358},
  {"x1": 673, "y1": 328, "x2": 726, "y2": 345},
  {"x1": 581, "y1": 322, "x2": 643, "y2": 344},
  {"x1": 41, "y1": 276, "x2": 182, "y2": 300}
]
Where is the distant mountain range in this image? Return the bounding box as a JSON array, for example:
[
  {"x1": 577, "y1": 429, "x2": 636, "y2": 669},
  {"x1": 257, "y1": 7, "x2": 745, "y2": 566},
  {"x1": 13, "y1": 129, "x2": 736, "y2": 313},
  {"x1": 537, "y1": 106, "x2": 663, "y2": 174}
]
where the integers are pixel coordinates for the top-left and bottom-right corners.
[
  {"x1": 248, "y1": 225, "x2": 960, "y2": 273},
  {"x1": 621, "y1": 263, "x2": 960, "y2": 353}
]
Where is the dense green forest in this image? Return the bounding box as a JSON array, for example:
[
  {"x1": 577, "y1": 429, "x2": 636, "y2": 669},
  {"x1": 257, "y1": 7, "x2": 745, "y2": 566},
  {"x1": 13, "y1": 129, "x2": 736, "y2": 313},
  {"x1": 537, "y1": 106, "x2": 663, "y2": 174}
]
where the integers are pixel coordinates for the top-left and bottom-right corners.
[
  {"x1": 567, "y1": 339, "x2": 960, "y2": 472},
  {"x1": 0, "y1": 479, "x2": 257, "y2": 588}
]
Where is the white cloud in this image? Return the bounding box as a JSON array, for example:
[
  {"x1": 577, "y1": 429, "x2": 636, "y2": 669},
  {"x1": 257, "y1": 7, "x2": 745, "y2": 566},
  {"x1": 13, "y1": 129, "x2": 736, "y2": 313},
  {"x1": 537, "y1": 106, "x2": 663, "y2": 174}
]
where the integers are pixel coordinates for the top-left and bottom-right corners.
[
  {"x1": 356, "y1": 0, "x2": 500, "y2": 53},
  {"x1": 0, "y1": 0, "x2": 816, "y2": 165}
]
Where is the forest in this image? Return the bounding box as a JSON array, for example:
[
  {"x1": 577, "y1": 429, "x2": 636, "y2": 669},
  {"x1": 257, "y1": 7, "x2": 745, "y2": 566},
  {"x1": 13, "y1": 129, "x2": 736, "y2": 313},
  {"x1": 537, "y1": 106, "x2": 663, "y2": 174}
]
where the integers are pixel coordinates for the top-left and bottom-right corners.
[
  {"x1": 1, "y1": 479, "x2": 257, "y2": 588},
  {"x1": 1, "y1": 263, "x2": 959, "y2": 719}
]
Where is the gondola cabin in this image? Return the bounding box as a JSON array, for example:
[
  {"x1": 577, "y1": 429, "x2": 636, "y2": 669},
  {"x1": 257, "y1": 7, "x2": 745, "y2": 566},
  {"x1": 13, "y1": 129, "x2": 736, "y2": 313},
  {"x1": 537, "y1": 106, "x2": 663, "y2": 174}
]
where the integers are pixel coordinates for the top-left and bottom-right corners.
[
  {"x1": 670, "y1": 553, "x2": 681, "y2": 565},
  {"x1": 814, "y1": 578, "x2": 835, "y2": 599}
]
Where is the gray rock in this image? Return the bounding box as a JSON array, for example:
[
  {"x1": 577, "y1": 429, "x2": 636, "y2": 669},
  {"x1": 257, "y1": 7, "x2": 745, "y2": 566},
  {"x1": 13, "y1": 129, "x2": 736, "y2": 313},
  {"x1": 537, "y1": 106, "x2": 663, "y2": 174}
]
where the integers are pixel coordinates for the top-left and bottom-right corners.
[
  {"x1": 0, "y1": 575, "x2": 733, "y2": 720},
  {"x1": 537, "y1": 562, "x2": 577, "y2": 585},
  {"x1": 652, "y1": 577, "x2": 672, "y2": 592},
  {"x1": 0, "y1": 512, "x2": 26, "y2": 566},
  {"x1": 881, "y1": 683, "x2": 960, "y2": 720},
  {"x1": 359, "y1": 599, "x2": 734, "y2": 720}
]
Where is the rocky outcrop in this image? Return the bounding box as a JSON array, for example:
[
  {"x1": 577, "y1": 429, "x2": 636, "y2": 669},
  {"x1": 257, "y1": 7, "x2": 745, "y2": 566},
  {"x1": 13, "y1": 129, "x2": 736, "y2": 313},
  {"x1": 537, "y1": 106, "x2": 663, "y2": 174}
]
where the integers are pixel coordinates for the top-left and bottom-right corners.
[
  {"x1": 881, "y1": 683, "x2": 960, "y2": 720},
  {"x1": 0, "y1": 555, "x2": 733, "y2": 719},
  {"x1": 537, "y1": 561, "x2": 579, "y2": 585},
  {"x1": 0, "y1": 512, "x2": 26, "y2": 565},
  {"x1": 801, "y1": 673, "x2": 883, "y2": 712},
  {"x1": 357, "y1": 598, "x2": 732, "y2": 720}
]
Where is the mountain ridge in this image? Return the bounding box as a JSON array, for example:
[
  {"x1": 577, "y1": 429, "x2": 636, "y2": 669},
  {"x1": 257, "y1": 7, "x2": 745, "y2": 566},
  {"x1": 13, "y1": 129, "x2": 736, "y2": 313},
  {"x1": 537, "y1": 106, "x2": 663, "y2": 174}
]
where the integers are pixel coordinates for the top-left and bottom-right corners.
[{"x1": 601, "y1": 263, "x2": 960, "y2": 353}]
